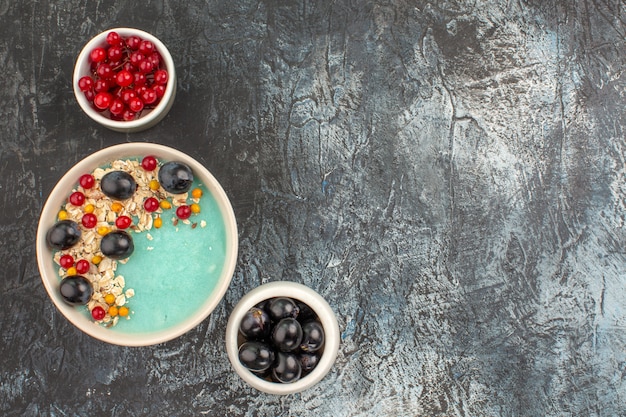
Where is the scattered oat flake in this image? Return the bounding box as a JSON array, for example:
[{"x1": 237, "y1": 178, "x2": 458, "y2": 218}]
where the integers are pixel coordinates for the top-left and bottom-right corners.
[{"x1": 116, "y1": 295, "x2": 126, "y2": 306}]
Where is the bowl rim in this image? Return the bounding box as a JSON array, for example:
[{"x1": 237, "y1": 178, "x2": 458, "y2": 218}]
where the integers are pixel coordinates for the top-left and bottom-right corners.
[
  {"x1": 36, "y1": 143, "x2": 238, "y2": 346},
  {"x1": 72, "y1": 27, "x2": 176, "y2": 132},
  {"x1": 225, "y1": 281, "x2": 340, "y2": 394}
]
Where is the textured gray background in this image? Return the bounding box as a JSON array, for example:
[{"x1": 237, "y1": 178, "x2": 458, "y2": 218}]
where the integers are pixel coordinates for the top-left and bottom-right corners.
[{"x1": 1, "y1": 1, "x2": 624, "y2": 416}]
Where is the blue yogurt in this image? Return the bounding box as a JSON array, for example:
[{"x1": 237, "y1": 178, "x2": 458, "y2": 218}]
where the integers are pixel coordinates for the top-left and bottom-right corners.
[{"x1": 113, "y1": 178, "x2": 227, "y2": 333}]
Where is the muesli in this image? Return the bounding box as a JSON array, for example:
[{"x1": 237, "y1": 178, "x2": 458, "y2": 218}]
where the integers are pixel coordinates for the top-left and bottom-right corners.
[{"x1": 46, "y1": 156, "x2": 204, "y2": 327}]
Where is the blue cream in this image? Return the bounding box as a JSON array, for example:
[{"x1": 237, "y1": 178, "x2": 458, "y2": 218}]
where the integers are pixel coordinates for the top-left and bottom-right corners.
[{"x1": 112, "y1": 179, "x2": 227, "y2": 333}]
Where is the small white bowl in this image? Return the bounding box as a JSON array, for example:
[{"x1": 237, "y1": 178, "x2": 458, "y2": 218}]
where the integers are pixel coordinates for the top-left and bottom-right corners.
[
  {"x1": 226, "y1": 281, "x2": 340, "y2": 394},
  {"x1": 72, "y1": 28, "x2": 176, "y2": 132},
  {"x1": 36, "y1": 143, "x2": 238, "y2": 346}
]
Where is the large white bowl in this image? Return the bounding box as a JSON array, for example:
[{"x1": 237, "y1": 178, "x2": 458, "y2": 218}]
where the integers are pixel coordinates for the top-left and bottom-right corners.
[
  {"x1": 226, "y1": 281, "x2": 340, "y2": 394},
  {"x1": 36, "y1": 143, "x2": 238, "y2": 346},
  {"x1": 73, "y1": 28, "x2": 176, "y2": 132}
]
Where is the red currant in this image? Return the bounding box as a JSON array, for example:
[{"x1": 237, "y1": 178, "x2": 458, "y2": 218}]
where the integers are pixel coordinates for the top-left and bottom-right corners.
[
  {"x1": 153, "y1": 84, "x2": 166, "y2": 98},
  {"x1": 138, "y1": 40, "x2": 155, "y2": 55},
  {"x1": 135, "y1": 85, "x2": 148, "y2": 96},
  {"x1": 129, "y1": 51, "x2": 144, "y2": 67},
  {"x1": 106, "y1": 31, "x2": 122, "y2": 46},
  {"x1": 138, "y1": 59, "x2": 153, "y2": 74},
  {"x1": 96, "y1": 63, "x2": 113, "y2": 79},
  {"x1": 176, "y1": 205, "x2": 192, "y2": 219},
  {"x1": 93, "y1": 92, "x2": 113, "y2": 110},
  {"x1": 133, "y1": 72, "x2": 147, "y2": 87},
  {"x1": 128, "y1": 96, "x2": 144, "y2": 113},
  {"x1": 69, "y1": 191, "x2": 85, "y2": 206},
  {"x1": 141, "y1": 88, "x2": 158, "y2": 105},
  {"x1": 89, "y1": 47, "x2": 107, "y2": 63},
  {"x1": 94, "y1": 78, "x2": 110, "y2": 93},
  {"x1": 126, "y1": 35, "x2": 141, "y2": 50},
  {"x1": 121, "y1": 88, "x2": 137, "y2": 103},
  {"x1": 75, "y1": 259, "x2": 90, "y2": 274},
  {"x1": 115, "y1": 69, "x2": 134, "y2": 87},
  {"x1": 154, "y1": 69, "x2": 169, "y2": 85},
  {"x1": 141, "y1": 156, "x2": 157, "y2": 171},
  {"x1": 83, "y1": 90, "x2": 95, "y2": 102},
  {"x1": 79, "y1": 174, "x2": 95, "y2": 189},
  {"x1": 148, "y1": 52, "x2": 161, "y2": 67},
  {"x1": 59, "y1": 254, "x2": 74, "y2": 269},
  {"x1": 107, "y1": 45, "x2": 123, "y2": 62},
  {"x1": 122, "y1": 109, "x2": 136, "y2": 121},
  {"x1": 109, "y1": 98, "x2": 126, "y2": 117},
  {"x1": 115, "y1": 215, "x2": 132, "y2": 229},
  {"x1": 144, "y1": 197, "x2": 159, "y2": 212},
  {"x1": 82, "y1": 213, "x2": 97, "y2": 228},
  {"x1": 91, "y1": 306, "x2": 106, "y2": 321},
  {"x1": 78, "y1": 76, "x2": 94, "y2": 92}
]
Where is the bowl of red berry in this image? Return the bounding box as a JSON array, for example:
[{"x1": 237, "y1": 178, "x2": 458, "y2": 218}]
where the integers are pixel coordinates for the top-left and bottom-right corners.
[
  {"x1": 225, "y1": 281, "x2": 340, "y2": 394},
  {"x1": 36, "y1": 143, "x2": 238, "y2": 346},
  {"x1": 73, "y1": 28, "x2": 176, "y2": 132}
]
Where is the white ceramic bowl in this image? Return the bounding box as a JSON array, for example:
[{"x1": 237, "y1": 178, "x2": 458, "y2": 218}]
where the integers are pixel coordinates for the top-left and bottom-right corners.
[
  {"x1": 226, "y1": 281, "x2": 340, "y2": 394},
  {"x1": 73, "y1": 28, "x2": 176, "y2": 132},
  {"x1": 36, "y1": 143, "x2": 238, "y2": 346}
]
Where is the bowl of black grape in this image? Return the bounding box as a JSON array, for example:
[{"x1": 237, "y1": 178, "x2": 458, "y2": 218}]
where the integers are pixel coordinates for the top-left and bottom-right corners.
[
  {"x1": 226, "y1": 281, "x2": 340, "y2": 394},
  {"x1": 73, "y1": 28, "x2": 176, "y2": 132}
]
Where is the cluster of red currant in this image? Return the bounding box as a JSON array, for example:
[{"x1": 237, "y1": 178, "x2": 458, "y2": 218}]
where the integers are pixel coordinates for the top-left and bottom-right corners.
[{"x1": 77, "y1": 31, "x2": 169, "y2": 121}]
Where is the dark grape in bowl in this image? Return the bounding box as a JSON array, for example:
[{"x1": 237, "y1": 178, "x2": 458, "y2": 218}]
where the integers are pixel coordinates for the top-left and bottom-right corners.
[{"x1": 226, "y1": 282, "x2": 339, "y2": 395}]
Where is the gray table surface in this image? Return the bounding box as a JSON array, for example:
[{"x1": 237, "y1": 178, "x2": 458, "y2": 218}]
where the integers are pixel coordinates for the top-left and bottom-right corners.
[{"x1": 1, "y1": 1, "x2": 624, "y2": 416}]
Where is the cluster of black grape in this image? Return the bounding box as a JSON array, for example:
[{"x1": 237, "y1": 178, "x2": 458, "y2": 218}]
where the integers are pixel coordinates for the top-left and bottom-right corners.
[{"x1": 238, "y1": 297, "x2": 325, "y2": 383}]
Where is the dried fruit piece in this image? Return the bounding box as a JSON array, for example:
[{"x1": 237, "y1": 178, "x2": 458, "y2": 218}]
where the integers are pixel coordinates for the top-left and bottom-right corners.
[{"x1": 104, "y1": 293, "x2": 116, "y2": 305}]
